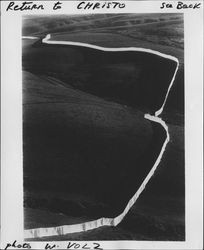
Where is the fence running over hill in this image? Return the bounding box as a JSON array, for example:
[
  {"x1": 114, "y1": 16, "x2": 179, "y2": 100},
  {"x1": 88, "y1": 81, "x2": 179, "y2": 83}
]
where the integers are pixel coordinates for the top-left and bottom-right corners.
[{"x1": 23, "y1": 34, "x2": 179, "y2": 239}]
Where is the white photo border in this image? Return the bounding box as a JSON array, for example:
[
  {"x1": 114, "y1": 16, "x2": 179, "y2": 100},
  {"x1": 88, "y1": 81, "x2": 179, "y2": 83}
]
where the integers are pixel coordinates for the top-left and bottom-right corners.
[{"x1": 1, "y1": 1, "x2": 203, "y2": 249}]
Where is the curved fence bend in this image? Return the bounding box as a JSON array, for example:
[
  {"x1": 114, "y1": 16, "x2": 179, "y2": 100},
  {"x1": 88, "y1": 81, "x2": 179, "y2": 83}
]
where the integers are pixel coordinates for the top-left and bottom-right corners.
[{"x1": 24, "y1": 34, "x2": 179, "y2": 239}]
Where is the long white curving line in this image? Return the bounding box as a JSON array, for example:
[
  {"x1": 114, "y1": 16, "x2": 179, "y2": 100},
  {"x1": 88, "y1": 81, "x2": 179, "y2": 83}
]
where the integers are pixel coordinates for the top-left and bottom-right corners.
[
  {"x1": 155, "y1": 62, "x2": 179, "y2": 117},
  {"x1": 24, "y1": 34, "x2": 179, "y2": 239}
]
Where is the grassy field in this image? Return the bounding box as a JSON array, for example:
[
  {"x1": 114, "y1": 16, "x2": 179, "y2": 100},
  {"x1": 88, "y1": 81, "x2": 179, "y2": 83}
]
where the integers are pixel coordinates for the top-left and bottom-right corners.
[
  {"x1": 23, "y1": 13, "x2": 185, "y2": 241},
  {"x1": 23, "y1": 39, "x2": 177, "y2": 114},
  {"x1": 23, "y1": 13, "x2": 183, "y2": 59},
  {"x1": 23, "y1": 13, "x2": 184, "y2": 115},
  {"x1": 24, "y1": 71, "x2": 166, "y2": 219},
  {"x1": 22, "y1": 13, "x2": 182, "y2": 39}
]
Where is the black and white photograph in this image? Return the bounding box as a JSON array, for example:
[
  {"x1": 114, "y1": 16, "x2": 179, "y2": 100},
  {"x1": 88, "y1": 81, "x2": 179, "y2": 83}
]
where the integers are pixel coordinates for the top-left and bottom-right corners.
[
  {"x1": 22, "y1": 13, "x2": 185, "y2": 241},
  {"x1": 1, "y1": 1, "x2": 203, "y2": 250}
]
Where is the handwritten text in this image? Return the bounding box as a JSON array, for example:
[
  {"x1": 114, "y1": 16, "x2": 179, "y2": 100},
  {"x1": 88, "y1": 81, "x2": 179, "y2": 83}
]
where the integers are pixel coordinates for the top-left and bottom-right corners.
[
  {"x1": 77, "y1": 1, "x2": 125, "y2": 10},
  {"x1": 160, "y1": 1, "x2": 201, "y2": 9}
]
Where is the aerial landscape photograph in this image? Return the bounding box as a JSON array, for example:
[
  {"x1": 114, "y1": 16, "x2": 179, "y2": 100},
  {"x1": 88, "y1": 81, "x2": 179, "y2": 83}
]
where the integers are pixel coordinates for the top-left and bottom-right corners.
[{"x1": 22, "y1": 13, "x2": 185, "y2": 241}]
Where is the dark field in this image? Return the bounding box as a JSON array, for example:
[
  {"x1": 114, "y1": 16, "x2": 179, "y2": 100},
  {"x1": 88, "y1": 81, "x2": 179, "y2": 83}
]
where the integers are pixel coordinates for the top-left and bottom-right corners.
[
  {"x1": 23, "y1": 13, "x2": 184, "y2": 114},
  {"x1": 23, "y1": 40, "x2": 177, "y2": 113},
  {"x1": 23, "y1": 14, "x2": 185, "y2": 241}
]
